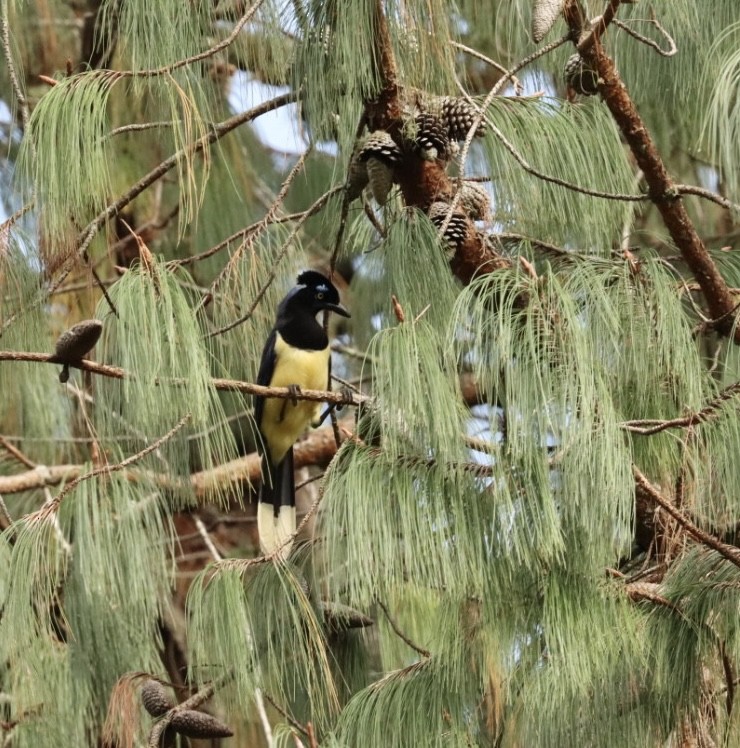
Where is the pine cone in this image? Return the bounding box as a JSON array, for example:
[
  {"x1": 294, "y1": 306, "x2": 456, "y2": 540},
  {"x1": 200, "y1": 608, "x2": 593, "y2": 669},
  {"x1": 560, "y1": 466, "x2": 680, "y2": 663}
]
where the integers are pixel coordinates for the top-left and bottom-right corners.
[
  {"x1": 460, "y1": 182, "x2": 491, "y2": 221},
  {"x1": 532, "y1": 0, "x2": 566, "y2": 43},
  {"x1": 428, "y1": 202, "x2": 469, "y2": 256},
  {"x1": 359, "y1": 131, "x2": 402, "y2": 205},
  {"x1": 440, "y1": 97, "x2": 486, "y2": 141},
  {"x1": 320, "y1": 601, "x2": 374, "y2": 633},
  {"x1": 414, "y1": 112, "x2": 449, "y2": 161},
  {"x1": 358, "y1": 131, "x2": 402, "y2": 166},
  {"x1": 564, "y1": 53, "x2": 600, "y2": 96},
  {"x1": 51, "y1": 319, "x2": 103, "y2": 383},
  {"x1": 366, "y1": 159, "x2": 394, "y2": 205},
  {"x1": 346, "y1": 154, "x2": 369, "y2": 201},
  {"x1": 140, "y1": 680, "x2": 174, "y2": 717},
  {"x1": 170, "y1": 710, "x2": 234, "y2": 739}
]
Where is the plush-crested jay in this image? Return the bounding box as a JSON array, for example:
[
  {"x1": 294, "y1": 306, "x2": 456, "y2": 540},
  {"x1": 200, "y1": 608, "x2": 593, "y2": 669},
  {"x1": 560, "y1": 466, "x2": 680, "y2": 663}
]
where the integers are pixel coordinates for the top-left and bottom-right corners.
[{"x1": 254, "y1": 270, "x2": 350, "y2": 557}]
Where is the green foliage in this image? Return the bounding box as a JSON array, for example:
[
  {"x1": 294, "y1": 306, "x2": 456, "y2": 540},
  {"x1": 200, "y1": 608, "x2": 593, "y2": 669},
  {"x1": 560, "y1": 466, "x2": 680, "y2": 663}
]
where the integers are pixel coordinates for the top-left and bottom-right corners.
[
  {"x1": 3, "y1": 1, "x2": 740, "y2": 746},
  {"x1": 481, "y1": 97, "x2": 637, "y2": 251},
  {"x1": 702, "y1": 23, "x2": 740, "y2": 202},
  {"x1": 20, "y1": 71, "x2": 118, "y2": 248},
  {"x1": 94, "y1": 257, "x2": 237, "y2": 492}
]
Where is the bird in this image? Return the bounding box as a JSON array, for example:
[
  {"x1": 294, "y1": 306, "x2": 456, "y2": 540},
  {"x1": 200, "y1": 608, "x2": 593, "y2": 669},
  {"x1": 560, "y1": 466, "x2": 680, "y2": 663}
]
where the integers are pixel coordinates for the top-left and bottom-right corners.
[{"x1": 254, "y1": 270, "x2": 350, "y2": 558}]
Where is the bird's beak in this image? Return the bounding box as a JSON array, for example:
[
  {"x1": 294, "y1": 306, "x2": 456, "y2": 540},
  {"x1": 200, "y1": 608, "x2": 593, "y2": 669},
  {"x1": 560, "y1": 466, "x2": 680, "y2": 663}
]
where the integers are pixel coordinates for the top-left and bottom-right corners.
[{"x1": 325, "y1": 302, "x2": 351, "y2": 318}]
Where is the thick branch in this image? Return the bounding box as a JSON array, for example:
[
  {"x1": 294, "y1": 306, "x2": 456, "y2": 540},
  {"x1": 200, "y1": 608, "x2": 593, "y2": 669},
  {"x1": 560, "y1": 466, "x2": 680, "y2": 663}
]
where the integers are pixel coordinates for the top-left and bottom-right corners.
[
  {"x1": 0, "y1": 418, "x2": 352, "y2": 497},
  {"x1": 563, "y1": 1, "x2": 740, "y2": 341}
]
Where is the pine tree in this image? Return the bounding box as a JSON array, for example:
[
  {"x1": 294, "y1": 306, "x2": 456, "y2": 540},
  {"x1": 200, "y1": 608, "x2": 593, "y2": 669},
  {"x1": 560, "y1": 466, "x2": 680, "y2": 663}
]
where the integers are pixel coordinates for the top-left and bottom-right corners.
[{"x1": 2, "y1": 1, "x2": 740, "y2": 746}]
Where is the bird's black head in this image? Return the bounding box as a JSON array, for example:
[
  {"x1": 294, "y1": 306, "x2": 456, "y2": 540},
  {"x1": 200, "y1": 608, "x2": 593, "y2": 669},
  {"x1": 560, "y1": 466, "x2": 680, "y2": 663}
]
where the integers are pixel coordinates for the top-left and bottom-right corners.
[{"x1": 280, "y1": 270, "x2": 350, "y2": 319}]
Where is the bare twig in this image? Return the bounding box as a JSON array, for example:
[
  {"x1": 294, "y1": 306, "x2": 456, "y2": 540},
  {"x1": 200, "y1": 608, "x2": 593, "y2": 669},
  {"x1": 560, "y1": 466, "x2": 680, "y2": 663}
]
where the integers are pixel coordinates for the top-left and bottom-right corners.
[
  {"x1": 0, "y1": 436, "x2": 36, "y2": 469},
  {"x1": 29, "y1": 413, "x2": 192, "y2": 521},
  {"x1": 193, "y1": 515, "x2": 223, "y2": 562},
  {"x1": 0, "y1": 202, "x2": 34, "y2": 233},
  {"x1": 484, "y1": 116, "x2": 647, "y2": 202},
  {"x1": 126, "y1": 0, "x2": 265, "y2": 79},
  {"x1": 376, "y1": 599, "x2": 431, "y2": 659},
  {"x1": 174, "y1": 188, "x2": 339, "y2": 269},
  {"x1": 261, "y1": 692, "x2": 309, "y2": 738},
  {"x1": 676, "y1": 184, "x2": 740, "y2": 214},
  {"x1": 451, "y1": 41, "x2": 523, "y2": 94},
  {"x1": 202, "y1": 146, "x2": 314, "y2": 309},
  {"x1": 254, "y1": 689, "x2": 275, "y2": 747},
  {"x1": 612, "y1": 16, "x2": 677, "y2": 57}
]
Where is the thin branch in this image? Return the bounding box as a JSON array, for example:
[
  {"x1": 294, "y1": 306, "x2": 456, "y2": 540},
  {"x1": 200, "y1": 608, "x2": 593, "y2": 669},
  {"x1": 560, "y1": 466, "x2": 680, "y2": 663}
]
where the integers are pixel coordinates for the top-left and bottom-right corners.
[
  {"x1": 622, "y1": 381, "x2": 740, "y2": 435},
  {"x1": 205, "y1": 190, "x2": 343, "y2": 336},
  {"x1": 376, "y1": 599, "x2": 431, "y2": 659},
  {"x1": 484, "y1": 116, "x2": 647, "y2": 202},
  {"x1": 202, "y1": 146, "x2": 314, "y2": 309},
  {"x1": 261, "y1": 692, "x2": 310, "y2": 738},
  {"x1": 254, "y1": 689, "x2": 275, "y2": 748},
  {"x1": 0, "y1": 493, "x2": 12, "y2": 530},
  {"x1": 0, "y1": 350, "x2": 365, "y2": 407},
  {"x1": 330, "y1": 113, "x2": 367, "y2": 273},
  {"x1": 105, "y1": 120, "x2": 174, "y2": 138},
  {"x1": 0, "y1": 436, "x2": 36, "y2": 469},
  {"x1": 29, "y1": 413, "x2": 192, "y2": 521},
  {"x1": 193, "y1": 515, "x2": 223, "y2": 562},
  {"x1": 0, "y1": 202, "x2": 34, "y2": 233},
  {"x1": 633, "y1": 465, "x2": 740, "y2": 569},
  {"x1": 612, "y1": 16, "x2": 677, "y2": 57},
  {"x1": 173, "y1": 188, "x2": 339, "y2": 269},
  {"x1": 676, "y1": 184, "x2": 740, "y2": 214},
  {"x1": 125, "y1": 0, "x2": 264, "y2": 78},
  {"x1": 1, "y1": 0, "x2": 31, "y2": 134},
  {"x1": 451, "y1": 41, "x2": 522, "y2": 94}
]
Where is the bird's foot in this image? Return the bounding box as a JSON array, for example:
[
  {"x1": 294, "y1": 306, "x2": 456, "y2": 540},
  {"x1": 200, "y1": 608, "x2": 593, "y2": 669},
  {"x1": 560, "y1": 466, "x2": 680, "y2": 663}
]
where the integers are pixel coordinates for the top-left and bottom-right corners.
[
  {"x1": 336, "y1": 384, "x2": 354, "y2": 411},
  {"x1": 279, "y1": 384, "x2": 302, "y2": 421}
]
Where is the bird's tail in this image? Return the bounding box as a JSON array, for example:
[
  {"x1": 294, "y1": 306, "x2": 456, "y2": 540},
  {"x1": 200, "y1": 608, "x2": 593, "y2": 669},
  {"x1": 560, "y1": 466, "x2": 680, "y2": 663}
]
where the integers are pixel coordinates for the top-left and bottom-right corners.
[{"x1": 257, "y1": 448, "x2": 296, "y2": 559}]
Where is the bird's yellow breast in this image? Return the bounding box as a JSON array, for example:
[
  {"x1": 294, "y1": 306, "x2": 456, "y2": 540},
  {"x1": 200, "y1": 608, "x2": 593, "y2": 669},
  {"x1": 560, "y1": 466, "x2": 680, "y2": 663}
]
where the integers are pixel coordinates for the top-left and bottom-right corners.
[{"x1": 260, "y1": 333, "x2": 330, "y2": 464}]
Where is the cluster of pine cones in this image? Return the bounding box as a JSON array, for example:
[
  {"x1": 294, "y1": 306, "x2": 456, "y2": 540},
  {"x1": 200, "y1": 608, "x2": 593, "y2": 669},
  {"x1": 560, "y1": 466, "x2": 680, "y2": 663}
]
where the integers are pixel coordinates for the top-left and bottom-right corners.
[{"x1": 347, "y1": 95, "x2": 491, "y2": 256}]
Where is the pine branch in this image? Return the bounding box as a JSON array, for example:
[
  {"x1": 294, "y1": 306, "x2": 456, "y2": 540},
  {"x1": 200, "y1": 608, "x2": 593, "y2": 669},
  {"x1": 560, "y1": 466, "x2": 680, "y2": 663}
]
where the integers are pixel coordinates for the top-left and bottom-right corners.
[
  {"x1": 562, "y1": 0, "x2": 740, "y2": 342},
  {"x1": 0, "y1": 350, "x2": 367, "y2": 407},
  {"x1": 622, "y1": 381, "x2": 740, "y2": 435},
  {"x1": 28, "y1": 413, "x2": 192, "y2": 521},
  {"x1": 633, "y1": 466, "x2": 740, "y2": 569},
  {"x1": 376, "y1": 600, "x2": 431, "y2": 659},
  {"x1": 0, "y1": 417, "x2": 353, "y2": 497},
  {"x1": 201, "y1": 145, "x2": 314, "y2": 311},
  {"x1": 147, "y1": 675, "x2": 230, "y2": 748}
]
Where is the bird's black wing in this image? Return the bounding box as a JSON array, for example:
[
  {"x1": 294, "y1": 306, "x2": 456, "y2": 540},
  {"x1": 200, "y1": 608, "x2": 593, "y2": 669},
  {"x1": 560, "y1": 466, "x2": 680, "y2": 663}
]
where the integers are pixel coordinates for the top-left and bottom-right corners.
[{"x1": 254, "y1": 327, "x2": 277, "y2": 432}]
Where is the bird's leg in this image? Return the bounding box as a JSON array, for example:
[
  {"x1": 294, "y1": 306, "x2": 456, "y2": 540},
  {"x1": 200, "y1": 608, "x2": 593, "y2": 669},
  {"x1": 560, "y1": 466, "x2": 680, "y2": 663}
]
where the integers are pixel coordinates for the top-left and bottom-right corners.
[
  {"x1": 279, "y1": 384, "x2": 302, "y2": 421},
  {"x1": 314, "y1": 386, "x2": 354, "y2": 426}
]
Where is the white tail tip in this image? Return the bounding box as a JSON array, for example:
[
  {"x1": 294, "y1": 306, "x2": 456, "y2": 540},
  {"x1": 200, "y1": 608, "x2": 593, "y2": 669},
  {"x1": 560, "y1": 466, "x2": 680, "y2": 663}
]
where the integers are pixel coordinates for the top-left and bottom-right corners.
[{"x1": 257, "y1": 503, "x2": 296, "y2": 560}]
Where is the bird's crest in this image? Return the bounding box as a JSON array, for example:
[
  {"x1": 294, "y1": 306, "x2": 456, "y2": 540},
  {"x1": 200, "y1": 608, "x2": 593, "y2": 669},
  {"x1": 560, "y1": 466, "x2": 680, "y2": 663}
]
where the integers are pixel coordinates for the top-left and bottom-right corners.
[{"x1": 296, "y1": 270, "x2": 332, "y2": 293}]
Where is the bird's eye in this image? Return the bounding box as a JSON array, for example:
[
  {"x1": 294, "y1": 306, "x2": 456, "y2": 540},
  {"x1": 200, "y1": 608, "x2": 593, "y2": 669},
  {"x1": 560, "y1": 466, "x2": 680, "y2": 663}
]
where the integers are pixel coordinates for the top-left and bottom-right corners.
[{"x1": 316, "y1": 292, "x2": 324, "y2": 300}]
